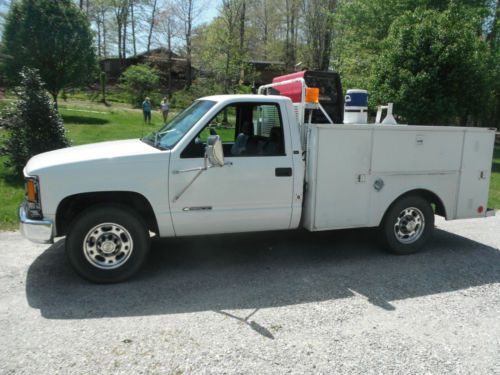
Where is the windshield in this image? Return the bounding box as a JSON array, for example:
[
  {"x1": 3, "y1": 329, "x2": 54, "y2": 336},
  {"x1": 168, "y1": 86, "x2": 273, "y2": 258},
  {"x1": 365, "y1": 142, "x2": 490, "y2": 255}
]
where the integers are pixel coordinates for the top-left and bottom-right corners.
[{"x1": 142, "y1": 100, "x2": 216, "y2": 149}]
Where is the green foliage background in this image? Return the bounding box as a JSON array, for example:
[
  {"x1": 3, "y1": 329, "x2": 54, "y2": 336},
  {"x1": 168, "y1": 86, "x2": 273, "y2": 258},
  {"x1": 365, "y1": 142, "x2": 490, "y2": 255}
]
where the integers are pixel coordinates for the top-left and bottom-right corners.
[
  {"x1": 333, "y1": 0, "x2": 499, "y2": 126},
  {"x1": 371, "y1": 5, "x2": 493, "y2": 124}
]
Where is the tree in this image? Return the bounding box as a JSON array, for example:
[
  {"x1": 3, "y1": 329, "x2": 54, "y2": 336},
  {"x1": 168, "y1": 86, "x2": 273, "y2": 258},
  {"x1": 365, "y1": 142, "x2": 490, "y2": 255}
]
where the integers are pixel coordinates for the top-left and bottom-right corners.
[
  {"x1": 174, "y1": 0, "x2": 202, "y2": 89},
  {"x1": 88, "y1": 0, "x2": 112, "y2": 57},
  {"x1": 244, "y1": 0, "x2": 286, "y2": 62},
  {"x1": 284, "y1": 0, "x2": 299, "y2": 70},
  {"x1": 0, "y1": 68, "x2": 70, "y2": 176},
  {"x1": 146, "y1": 0, "x2": 158, "y2": 53},
  {"x1": 305, "y1": 0, "x2": 337, "y2": 70},
  {"x1": 333, "y1": 0, "x2": 491, "y2": 90},
  {"x1": 1, "y1": 0, "x2": 96, "y2": 105},
  {"x1": 110, "y1": 0, "x2": 130, "y2": 60},
  {"x1": 100, "y1": 71, "x2": 108, "y2": 104},
  {"x1": 371, "y1": 6, "x2": 492, "y2": 125},
  {"x1": 155, "y1": 3, "x2": 181, "y2": 92},
  {"x1": 486, "y1": 0, "x2": 500, "y2": 129},
  {"x1": 130, "y1": 0, "x2": 138, "y2": 55},
  {"x1": 119, "y1": 64, "x2": 160, "y2": 106}
]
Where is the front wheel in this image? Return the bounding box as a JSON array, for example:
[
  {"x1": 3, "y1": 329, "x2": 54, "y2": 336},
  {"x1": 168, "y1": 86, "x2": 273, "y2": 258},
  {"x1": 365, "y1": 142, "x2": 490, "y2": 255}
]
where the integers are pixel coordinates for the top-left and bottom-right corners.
[
  {"x1": 380, "y1": 196, "x2": 434, "y2": 255},
  {"x1": 66, "y1": 205, "x2": 150, "y2": 283}
]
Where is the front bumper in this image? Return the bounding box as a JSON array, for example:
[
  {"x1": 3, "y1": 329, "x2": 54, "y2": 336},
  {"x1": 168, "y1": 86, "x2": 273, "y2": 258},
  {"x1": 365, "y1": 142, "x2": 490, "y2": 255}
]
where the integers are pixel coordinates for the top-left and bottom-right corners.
[{"x1": 19, "y1": 204, "x2": 54, "y2": 244}]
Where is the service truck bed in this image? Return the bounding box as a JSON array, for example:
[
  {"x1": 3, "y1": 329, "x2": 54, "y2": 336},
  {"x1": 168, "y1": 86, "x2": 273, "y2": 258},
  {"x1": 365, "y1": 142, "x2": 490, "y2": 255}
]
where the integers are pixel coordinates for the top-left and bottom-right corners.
[{"x1": 302, "y1": 124, "x2": 495, "y2": 231}]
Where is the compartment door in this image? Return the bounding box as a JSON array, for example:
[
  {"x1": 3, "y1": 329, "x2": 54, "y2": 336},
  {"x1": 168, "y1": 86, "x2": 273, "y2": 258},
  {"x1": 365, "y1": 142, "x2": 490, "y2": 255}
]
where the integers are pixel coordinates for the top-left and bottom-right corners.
[
  {"x1": 313, "y1": 128, "x2": 372, "y2": 229},
  {"x1": 456, "y1": 131, "x2": 495, "y2": 219}
]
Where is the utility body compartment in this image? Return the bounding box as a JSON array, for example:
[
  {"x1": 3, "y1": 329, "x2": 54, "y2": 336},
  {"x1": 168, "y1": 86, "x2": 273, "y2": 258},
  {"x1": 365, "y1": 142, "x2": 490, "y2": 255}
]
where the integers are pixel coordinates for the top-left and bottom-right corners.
[{"x1": 302, "y1": 124, "x2": 495, "y2": 231}]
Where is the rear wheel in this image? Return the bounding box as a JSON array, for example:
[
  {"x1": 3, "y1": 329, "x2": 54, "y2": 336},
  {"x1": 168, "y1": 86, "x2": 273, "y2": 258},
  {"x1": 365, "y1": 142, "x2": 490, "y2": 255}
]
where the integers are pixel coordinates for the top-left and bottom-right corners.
[
  {"x1": 381, "y1": 196, "x2": 434, "y2": 255},
  {"x1": 66, "y1": 205, "x2": 150, "y2": 283}
]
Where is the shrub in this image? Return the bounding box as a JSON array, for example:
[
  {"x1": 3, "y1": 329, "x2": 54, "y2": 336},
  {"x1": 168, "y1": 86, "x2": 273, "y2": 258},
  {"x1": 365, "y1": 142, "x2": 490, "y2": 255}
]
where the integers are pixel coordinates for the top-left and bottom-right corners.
[
  {"x1": 119, "y1": 64, "x2": 160, "y2": 107},
  {"x1": 0, "y1": 68, "x2": 70, "y2": 176}
]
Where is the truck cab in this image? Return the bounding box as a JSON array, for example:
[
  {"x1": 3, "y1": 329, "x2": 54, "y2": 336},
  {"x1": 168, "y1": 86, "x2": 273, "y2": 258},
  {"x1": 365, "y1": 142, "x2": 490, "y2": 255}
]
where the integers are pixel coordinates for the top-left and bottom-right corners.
[{"x1": 165, "y1": 95, "x2": 304, "y2": 236}]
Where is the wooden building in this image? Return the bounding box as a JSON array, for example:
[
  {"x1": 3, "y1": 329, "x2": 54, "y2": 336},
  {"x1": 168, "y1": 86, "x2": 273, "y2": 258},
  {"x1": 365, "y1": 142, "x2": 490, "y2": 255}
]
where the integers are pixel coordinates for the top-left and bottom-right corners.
[{"x1": 100, "y1": 48, "x2": 195, "y2": 89}]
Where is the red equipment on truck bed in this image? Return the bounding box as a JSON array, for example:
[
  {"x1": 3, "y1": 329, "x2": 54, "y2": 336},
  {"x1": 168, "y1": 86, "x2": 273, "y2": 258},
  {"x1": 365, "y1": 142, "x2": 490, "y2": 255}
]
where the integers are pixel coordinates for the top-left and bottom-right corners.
[{"x1": 272, "y1": 71, "x2": 344, "y2": 124}]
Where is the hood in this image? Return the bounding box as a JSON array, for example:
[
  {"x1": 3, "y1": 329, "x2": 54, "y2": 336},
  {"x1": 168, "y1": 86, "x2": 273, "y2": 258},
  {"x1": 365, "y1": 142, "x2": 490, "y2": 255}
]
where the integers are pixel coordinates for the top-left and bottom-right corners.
[{"x1": 24, "y1": 139, "x2": 162, "y2": 175}]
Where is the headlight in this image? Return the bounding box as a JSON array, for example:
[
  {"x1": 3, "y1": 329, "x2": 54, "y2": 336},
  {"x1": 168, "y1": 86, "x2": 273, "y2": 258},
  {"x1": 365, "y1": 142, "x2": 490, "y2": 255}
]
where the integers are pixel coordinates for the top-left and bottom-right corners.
[{"x1": 24, "y1": 176, "x2": 43, "y2": 219}]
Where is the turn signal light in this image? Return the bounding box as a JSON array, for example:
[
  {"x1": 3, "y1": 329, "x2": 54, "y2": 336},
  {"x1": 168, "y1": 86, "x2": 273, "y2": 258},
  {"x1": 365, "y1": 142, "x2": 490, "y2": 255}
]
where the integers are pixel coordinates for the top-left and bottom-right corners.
[
  {"x1": 305, "y1": 87, "x2": 320, "y2": 104},
  {"x1": 26, "y1": 179, "x2": 37, "y2": 202}
]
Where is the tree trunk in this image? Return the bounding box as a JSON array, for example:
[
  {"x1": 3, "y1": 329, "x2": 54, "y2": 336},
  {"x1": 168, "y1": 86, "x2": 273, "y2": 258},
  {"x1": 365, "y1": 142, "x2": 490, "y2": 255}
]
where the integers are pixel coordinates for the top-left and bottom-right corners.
[
  {"x1": 185, "y1": 0, "x2": 193, "y2": 88},
  {"x1": 117, "y1": 20, "x2": 122, "y2": 60},
  {"x1": 290, "y1": 2, "x2": 296, "y2": 69},
  {"x1": 224, "y1": 49, "x2": 231, "y2": 93},
  {"x1": 239, "y1": 0, "x2": 246, "y2": 84},
  {"x1": 285, "y1": 0, "x2": 290, "y2": 70},
  {"x1": 167, "y1": 21, "x2": 172, "y2": 92},
  {"x1": 131, "y1": 0, "x2": 137, "y2": 56},
  {"x1": 284, "y1": 0, "x2": 299, "y2": 70},
  {"x1": 51, "y1": 91, "x2": 59, "y2": 110},
  {"x1": 96, "y1": 15, "x2": 102, "y2": 57},
  {"x1": 102, "y1": 8, "x2": 107, "y2": 57},
  {"x1": 147, "y1": 0, "x2": 158, "y2": 53},
  {"x1": 488, "y1": 0, "x2": 499, "y2": 130},
  {"x1": 122, "y1": 11, "x2": 127, "y2": 60},
  {"x1": 320, "y1": 0, "x2": 336, "y2": 70},
  {"x1": 262, "y1": 0, "x2": 268, "y2": 60}
]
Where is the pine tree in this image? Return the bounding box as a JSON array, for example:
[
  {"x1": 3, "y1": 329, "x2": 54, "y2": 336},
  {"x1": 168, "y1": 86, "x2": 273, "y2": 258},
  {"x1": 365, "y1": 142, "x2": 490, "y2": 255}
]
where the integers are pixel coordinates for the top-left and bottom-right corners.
[{"x1": 0, "y1": 68, "x2": 71, "y2": 176}]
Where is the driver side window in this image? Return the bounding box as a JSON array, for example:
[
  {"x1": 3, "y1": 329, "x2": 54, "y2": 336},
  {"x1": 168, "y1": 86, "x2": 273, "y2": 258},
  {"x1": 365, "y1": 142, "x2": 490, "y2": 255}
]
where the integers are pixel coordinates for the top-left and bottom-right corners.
[{"x1": 181, "y1": 102, "x2": 285, "y2": 158}]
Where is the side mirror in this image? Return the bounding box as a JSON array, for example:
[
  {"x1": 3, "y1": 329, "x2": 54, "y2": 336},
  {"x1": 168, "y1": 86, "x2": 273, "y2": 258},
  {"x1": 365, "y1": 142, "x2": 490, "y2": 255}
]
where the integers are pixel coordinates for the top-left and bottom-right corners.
[{"x1": 206, "y1": 135, "x2": 224, "y2": 167}]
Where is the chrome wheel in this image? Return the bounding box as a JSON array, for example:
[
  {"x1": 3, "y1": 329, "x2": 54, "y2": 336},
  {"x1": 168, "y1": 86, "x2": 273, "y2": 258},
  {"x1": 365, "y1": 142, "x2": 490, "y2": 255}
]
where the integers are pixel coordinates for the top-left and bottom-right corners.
[
  {"x1": 393, "y1": 207, "x2": 425, "y2": 244},
  {"x1": 83, "y1": 222, "x2": 134, "y2": 269}
]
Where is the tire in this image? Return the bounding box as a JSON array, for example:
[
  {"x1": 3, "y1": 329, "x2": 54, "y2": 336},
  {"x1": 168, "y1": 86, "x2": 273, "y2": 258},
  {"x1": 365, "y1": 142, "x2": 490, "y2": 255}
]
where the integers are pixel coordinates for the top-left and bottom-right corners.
[
  {"x1": 380, "y1": 195, "x2": 434, "y2": 255},
  {"x1": 66, "y1": 205, "x2": 150, "y2": 283}
]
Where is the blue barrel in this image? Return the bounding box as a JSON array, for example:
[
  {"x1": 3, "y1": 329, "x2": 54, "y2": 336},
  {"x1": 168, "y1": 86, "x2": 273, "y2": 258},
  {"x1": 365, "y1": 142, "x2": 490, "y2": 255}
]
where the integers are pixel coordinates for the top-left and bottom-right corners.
[{"x1": 345, "y1": 89, "x2": 368, "y2": 108}]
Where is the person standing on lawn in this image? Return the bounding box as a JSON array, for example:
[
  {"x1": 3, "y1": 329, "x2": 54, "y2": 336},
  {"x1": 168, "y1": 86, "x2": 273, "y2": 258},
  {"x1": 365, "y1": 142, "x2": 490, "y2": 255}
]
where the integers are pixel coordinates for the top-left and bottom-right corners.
[
  {"x1": 142, "y1": 97, "x2": 152, "y2": 125},
  {"x1": 160, "y1": 96, "x2": 170, "y2": 123}
]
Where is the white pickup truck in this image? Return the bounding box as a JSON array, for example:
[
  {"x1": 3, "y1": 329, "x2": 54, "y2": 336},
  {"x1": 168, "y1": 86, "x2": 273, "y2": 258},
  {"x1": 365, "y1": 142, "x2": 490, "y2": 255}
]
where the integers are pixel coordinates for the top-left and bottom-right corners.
[{"x1": 20, "y1": 83, "x2": 496, "y2": 282}]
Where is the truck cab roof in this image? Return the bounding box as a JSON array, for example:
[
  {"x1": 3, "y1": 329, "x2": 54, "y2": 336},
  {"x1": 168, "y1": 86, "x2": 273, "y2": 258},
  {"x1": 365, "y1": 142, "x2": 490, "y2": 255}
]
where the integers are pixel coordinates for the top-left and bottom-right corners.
[{"x1": 199, "y1": 94, "x2": 292, "y2": 103}]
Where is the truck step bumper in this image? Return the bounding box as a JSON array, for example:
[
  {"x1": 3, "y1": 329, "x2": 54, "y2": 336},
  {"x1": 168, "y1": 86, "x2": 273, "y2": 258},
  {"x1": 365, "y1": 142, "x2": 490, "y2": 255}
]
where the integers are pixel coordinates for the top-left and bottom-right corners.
[
  {"x1": 19, "y1": 204, "x2": 54, "y2": 244},
  {"x1": 486, "y1": 208, "x2": 496, "y2": 217}
]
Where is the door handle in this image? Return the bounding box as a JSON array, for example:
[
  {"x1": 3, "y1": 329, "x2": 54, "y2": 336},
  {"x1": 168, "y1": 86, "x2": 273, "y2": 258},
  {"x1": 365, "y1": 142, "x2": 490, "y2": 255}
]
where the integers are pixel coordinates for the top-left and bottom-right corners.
[{"x1": 275, "y1": 167, "x2": 292, "y2": 177}]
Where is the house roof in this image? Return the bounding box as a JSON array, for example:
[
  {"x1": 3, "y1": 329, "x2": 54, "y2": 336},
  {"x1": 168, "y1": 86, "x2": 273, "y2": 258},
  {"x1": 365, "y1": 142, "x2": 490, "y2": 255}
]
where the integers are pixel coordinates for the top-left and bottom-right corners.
[{"x1": 99, "y1": 48, "x2": 180, "y2": 63}]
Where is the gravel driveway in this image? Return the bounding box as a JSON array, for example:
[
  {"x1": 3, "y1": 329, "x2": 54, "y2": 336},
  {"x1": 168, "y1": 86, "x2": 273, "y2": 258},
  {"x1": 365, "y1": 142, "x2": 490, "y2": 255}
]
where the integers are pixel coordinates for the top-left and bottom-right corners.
[{"x1": 1, "y1": 216, "x2": 499, "y2": 374}]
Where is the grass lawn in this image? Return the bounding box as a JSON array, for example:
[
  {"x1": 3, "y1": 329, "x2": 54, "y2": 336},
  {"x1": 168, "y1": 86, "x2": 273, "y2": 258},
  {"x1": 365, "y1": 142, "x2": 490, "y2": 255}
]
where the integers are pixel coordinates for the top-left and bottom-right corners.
[
  {"x1": 0, "y1": 99, "x2": 499, "y2": 230},
  {"x1": 59, "y1": 100, "x2": 164, "y2": 145}
]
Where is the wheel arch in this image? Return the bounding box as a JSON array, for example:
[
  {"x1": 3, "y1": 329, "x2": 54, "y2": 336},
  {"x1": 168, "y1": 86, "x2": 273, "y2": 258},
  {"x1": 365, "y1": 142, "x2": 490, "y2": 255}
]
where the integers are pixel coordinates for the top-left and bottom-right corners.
[
  {"x1": 379, "y1": 188, "x2": 447, "y2": 226},
  {"x1": 55, "y1": 191, "x2": 159, "y2": 237}
]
